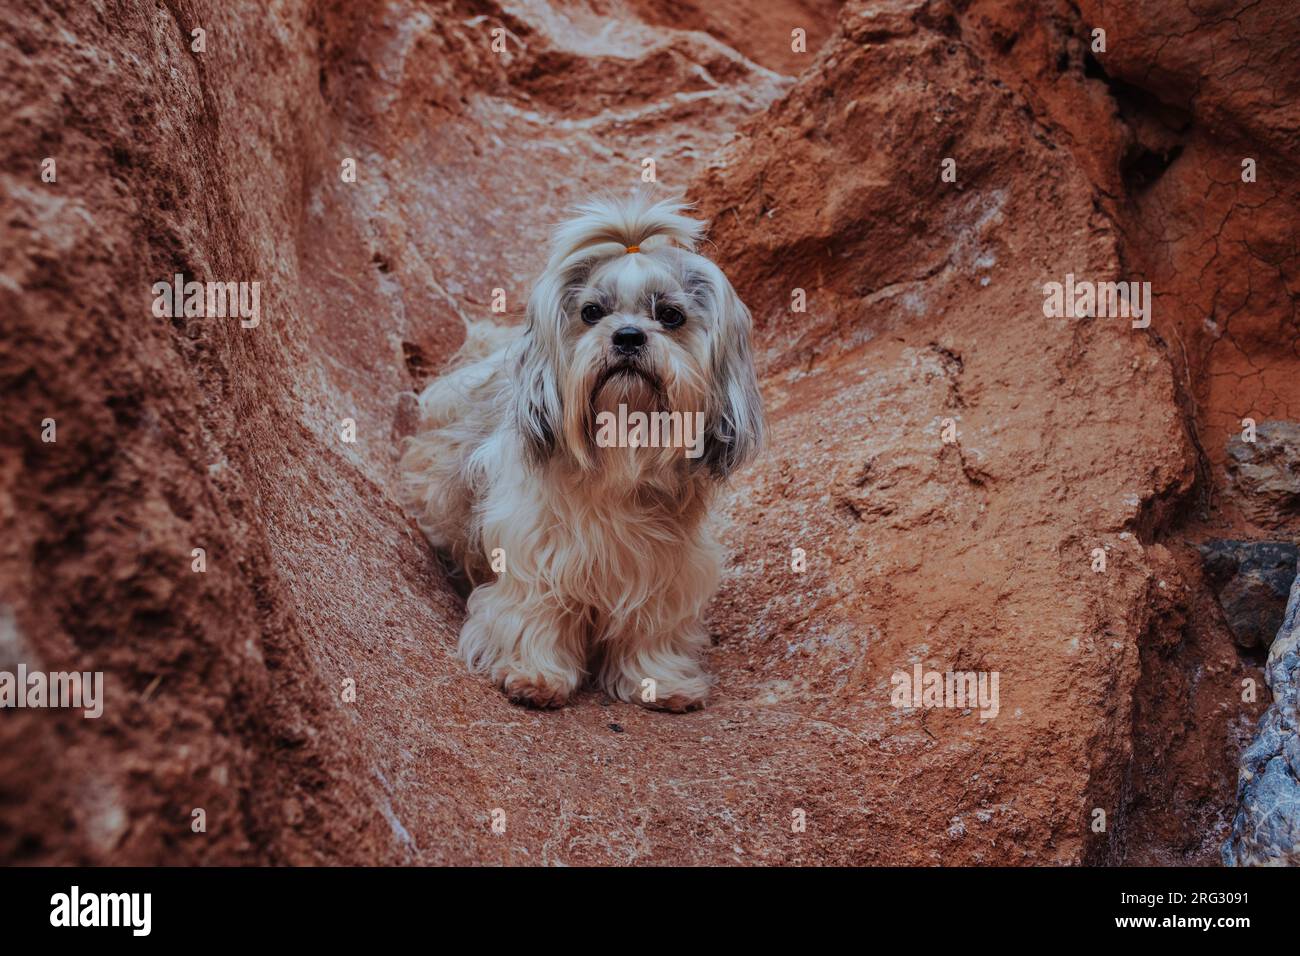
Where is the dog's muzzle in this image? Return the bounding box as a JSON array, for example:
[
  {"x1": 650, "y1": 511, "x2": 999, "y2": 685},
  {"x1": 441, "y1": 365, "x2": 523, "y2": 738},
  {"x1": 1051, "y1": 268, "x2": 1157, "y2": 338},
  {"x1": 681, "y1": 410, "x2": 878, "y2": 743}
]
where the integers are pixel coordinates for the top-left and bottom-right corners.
[{"x1": 611, "y1": 326, "x2": 647, "y2": 355}]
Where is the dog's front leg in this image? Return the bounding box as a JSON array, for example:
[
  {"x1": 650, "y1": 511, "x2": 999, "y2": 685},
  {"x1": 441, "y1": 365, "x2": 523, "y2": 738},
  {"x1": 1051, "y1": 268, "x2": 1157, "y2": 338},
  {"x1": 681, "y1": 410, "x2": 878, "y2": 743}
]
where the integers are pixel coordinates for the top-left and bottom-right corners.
[
  {"x1": 460, "y1": 578, "x2": 586, "y2": 709},
  {"x1": 598, "y1": 620, "x2": 712, "y2": 712}
]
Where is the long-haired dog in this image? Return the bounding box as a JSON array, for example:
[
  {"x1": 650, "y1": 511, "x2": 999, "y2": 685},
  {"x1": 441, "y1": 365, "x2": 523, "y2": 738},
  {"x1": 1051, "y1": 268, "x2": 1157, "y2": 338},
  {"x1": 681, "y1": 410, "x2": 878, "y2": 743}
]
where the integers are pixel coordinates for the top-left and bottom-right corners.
[{"x1": 399, "y1": 192, "x2": 763, "y2": 711}]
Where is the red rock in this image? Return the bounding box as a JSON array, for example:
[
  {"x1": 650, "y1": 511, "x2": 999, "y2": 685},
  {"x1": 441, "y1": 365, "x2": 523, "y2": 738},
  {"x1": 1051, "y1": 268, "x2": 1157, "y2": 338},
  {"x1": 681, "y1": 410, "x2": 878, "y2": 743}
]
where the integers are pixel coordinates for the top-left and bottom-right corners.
[{"x1": 0, "y1": 0, "x2": 1291, "y2": 865}]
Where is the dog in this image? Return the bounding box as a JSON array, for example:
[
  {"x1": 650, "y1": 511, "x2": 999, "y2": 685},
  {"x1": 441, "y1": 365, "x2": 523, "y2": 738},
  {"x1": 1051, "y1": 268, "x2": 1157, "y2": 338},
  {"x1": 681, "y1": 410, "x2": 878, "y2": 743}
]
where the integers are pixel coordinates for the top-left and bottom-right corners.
[{"x1": 399, "y1": 192, "x2": 763, "y2": 711}]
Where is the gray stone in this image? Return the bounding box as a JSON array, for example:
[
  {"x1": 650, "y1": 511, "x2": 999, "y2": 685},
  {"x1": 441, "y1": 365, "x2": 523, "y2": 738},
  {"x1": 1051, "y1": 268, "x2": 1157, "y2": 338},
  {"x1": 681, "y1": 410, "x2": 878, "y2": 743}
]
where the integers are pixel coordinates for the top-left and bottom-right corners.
[
  {"x1": 1199, "y1": 539, "x2": 1299, "y2": 649},
  {"x1": 1223, "y1": 556, "x2": 1300, "y2": 866}
]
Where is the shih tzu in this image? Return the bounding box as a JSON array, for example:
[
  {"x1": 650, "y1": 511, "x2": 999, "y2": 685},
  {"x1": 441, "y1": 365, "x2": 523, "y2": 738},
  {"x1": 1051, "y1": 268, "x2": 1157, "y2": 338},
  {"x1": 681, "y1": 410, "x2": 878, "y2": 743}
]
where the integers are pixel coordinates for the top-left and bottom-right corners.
[{"x1": 400, "y1": 192, "x2": 763, "y2": 711}]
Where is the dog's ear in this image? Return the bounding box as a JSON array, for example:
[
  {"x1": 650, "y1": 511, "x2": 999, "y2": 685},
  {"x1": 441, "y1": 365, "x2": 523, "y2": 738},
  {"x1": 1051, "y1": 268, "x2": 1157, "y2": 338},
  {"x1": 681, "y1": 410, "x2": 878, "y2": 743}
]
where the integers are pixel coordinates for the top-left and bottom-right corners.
[
  {"x1": 692, "y1": 263, "x2": 764, "y2": 479},
  {"x1": 513, "y1": 277, "x2": 565, "y2": 466}
]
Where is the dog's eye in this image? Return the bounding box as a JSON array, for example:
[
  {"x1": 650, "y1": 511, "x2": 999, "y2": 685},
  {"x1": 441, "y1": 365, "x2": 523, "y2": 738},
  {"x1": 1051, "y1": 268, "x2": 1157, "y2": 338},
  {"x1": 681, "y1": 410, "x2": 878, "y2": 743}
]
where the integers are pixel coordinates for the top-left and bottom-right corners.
[
  {"x1": 656, "y1": 305, "x2": 685, "y2": 329},
  {"x1": 581, "y1": 303, "x2": 606, "y2": 325}
]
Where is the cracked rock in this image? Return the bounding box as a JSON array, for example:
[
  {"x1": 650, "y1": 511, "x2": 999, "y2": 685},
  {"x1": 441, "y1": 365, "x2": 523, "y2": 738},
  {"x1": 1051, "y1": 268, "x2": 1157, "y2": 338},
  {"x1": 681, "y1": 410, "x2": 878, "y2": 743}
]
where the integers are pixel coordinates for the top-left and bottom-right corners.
[{"x1": 1226, "y1": 422, "x2": 1300, "y2": 532}]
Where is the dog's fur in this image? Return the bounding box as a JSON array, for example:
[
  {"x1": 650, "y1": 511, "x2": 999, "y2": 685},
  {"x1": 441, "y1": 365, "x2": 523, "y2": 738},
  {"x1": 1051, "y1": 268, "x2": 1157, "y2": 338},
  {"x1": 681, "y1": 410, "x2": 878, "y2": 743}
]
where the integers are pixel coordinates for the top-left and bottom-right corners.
[{"x1": 399, "y1": 193, "x2": 763, "y2": 710}]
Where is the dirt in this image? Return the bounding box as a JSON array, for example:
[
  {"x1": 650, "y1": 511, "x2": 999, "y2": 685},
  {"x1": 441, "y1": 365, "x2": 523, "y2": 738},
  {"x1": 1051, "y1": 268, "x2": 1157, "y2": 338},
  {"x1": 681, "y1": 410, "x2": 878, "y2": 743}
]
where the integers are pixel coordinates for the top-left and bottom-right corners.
[{"x1": 0, "y1": 0, "x2": 1294, "y2": 864}]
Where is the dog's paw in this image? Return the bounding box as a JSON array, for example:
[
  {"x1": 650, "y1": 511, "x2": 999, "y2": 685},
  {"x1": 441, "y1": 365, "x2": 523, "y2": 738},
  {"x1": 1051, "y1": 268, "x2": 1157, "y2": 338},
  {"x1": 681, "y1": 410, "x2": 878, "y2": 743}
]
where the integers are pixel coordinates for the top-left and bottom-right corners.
[
  {"x1": 500, "y1": 670, "x2": 574, "y2": 710},
  {"x1": 644, "y1": 690, "x2": 707, "y2": 713},
  {"x1": 625, "y1": 671, "x2": 710, "y2": 713}
]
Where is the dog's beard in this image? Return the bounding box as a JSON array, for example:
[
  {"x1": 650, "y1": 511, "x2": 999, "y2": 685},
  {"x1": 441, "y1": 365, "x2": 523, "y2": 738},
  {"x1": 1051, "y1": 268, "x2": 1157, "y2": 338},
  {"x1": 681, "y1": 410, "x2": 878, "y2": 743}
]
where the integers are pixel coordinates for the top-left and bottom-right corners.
[
  {"x1": 592, "y1": 360, "x2": 663, "y2": 416},
  {"x1": 591, "y1": 365, "x2": 679, "y2": 485},
  {"x1": 558, "y1": 340, "x2": 703, "y2": 481},
  {"x1": 590, "y1": 360, "x2": 669, "y2": 481}
]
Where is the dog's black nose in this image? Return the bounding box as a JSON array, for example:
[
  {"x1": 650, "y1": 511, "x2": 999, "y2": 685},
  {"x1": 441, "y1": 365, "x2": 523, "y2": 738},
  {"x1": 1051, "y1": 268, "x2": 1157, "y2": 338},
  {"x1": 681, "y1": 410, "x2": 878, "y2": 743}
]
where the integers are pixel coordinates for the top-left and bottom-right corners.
[{"x1": 612, "y1": 326, "x2": 647, "y2": 354}]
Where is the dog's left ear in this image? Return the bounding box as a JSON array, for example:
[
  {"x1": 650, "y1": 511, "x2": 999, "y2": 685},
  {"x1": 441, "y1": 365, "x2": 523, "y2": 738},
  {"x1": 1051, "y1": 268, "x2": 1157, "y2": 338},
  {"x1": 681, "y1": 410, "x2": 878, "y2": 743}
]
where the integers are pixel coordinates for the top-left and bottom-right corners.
[
  {"x1": 693, "y1": 263, "x2": 764, "y2": 479},
  {"x1": 512, "y1": 276, "x2": 565, "y2": 466}
]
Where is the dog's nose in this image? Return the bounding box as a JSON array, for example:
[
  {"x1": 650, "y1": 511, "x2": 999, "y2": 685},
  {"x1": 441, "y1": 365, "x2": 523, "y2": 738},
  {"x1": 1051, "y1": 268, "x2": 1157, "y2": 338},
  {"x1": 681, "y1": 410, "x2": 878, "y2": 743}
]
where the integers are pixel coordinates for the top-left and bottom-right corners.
[{"x1": 612, "y1": 326, "x2": 647, "y2": 354}]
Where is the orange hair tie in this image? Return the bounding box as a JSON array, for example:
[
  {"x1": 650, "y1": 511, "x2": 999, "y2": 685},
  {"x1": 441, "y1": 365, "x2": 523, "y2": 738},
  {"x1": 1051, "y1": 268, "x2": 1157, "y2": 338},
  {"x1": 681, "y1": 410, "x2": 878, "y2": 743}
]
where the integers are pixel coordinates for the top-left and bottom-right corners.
[{"x1": 625, "y1": 245, "x2": 640, "y2": 254}]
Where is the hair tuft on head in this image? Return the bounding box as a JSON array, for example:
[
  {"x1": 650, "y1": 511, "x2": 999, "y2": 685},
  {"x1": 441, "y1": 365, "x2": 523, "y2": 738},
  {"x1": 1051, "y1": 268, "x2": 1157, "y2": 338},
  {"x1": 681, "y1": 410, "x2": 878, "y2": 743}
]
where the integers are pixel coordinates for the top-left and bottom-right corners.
[{"x1": 547, "y1": 190, "x2": 705, "y2": 271}]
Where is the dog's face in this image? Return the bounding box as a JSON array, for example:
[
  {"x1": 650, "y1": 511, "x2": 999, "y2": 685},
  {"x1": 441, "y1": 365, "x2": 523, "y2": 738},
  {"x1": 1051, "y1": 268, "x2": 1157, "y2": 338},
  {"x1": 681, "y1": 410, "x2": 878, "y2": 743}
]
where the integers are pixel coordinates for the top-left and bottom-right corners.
[
  {"x1": 566, "y1": 253, "x2": 710, "y2": 441},
  {"x1": 513, "y1": 197, "x2": 763, "y2": 480}
]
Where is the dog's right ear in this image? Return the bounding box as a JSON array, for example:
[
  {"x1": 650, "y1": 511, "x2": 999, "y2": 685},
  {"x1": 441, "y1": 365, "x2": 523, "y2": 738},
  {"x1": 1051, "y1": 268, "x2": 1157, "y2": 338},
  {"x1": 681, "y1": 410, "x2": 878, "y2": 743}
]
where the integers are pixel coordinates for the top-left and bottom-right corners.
[{"x1": 512, "y1": 277, "x2": 564, "y2": 466}]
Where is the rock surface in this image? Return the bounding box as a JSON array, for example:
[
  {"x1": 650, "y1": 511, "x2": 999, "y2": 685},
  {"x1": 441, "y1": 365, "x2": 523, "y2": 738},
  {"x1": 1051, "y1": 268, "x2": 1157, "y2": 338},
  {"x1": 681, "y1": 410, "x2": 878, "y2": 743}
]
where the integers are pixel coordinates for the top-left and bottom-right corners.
[
  {"x1": 0, "y1": 0, "x2": 1293, "y2": 864},
  {"x1": 1227, "y1": 422, "x2": 1300, "y2": 533},
  {"x1": 1224, "y1": 559, "x2": 1300, "y2": 866},
  {"x1": 1200, "y1": 540, "x2": 1300, "y2": 650}
]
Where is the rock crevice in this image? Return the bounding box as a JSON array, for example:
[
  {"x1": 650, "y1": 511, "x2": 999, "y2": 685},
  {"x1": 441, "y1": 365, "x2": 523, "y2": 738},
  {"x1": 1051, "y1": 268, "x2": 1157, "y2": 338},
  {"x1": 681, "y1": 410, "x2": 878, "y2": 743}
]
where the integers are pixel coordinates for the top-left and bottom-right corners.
[{"x1": 1, "y1": 0, "x2": 1295, "y2": 865}]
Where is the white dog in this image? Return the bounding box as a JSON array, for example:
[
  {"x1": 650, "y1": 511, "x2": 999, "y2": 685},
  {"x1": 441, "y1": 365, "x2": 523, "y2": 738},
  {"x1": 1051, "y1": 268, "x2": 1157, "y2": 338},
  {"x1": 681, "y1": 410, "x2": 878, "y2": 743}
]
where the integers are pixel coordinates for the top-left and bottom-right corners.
[{"x1": 400, "y1": 193, "x2": 763, "y2": 710}]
